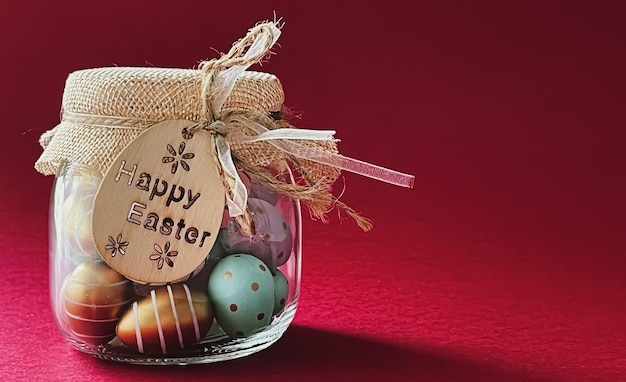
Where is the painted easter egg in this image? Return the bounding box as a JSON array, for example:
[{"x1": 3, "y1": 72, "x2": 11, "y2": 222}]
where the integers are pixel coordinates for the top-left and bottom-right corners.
[
  {"x1": 63, "y1": 260, "x2": 133, "y2": 344},
  {"x1": 219, "y1": 198, "x2": 292, "y2": 267},
  {"x1": 208, "y1": 254, "x2": 275, "y2": 338},
  {"x1": 250, "y1": 181, "x2": 279, "y2": 205},
  {"x1": 116, "y1": 284, "x2": 212, "y2": 354},
  {"x1": 185, "y1": 240, "x2": 228, "y2": 292},
  {"x1": 272, "y1": 268, "x2": 289, "y2": 315}
]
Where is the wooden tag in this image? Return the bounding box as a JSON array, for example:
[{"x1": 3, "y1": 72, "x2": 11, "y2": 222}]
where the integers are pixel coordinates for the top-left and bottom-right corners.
[{"x1": 92, "y1": 120, "x2": 225, "y2": 284}]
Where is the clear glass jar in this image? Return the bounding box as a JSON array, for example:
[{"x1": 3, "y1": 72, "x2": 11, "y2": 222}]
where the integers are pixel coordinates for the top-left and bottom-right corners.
[{"x1": 50, "y1": 161, "x2": 302, "y2": 364}]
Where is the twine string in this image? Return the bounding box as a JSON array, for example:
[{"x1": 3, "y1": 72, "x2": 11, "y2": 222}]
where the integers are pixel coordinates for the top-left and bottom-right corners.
[
  {"x1": 197, "y1": 22, "x2": 282, "y2": 218},
  {"x1": 199, "y1": 22, "x2": 280, "y2": 124}
]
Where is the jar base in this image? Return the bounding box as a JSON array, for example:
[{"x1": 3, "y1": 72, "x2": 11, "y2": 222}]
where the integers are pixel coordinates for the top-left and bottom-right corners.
[{"x1": 66, "y1": 302, "x2": 297, "y2": 365}]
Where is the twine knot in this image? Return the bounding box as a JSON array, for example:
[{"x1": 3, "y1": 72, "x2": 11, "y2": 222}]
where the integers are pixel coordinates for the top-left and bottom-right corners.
[
  {"x1": 193, "y1": 21, "x2": 284, "y2": 222},
  {"x1": 199, "y1": 22, "x2": 280, "y2": 125},
  {"x1": 205, "y1": 119, "x2": 228, "y2": 136}
]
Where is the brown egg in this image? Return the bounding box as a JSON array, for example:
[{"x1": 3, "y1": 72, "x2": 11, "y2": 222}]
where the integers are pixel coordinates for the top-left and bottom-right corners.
[
  {"x1": 116, "y1": 284, "x2": 213, "y2": 354},
  {"x1": 63, "y1": 260, "x2": 133, "y2": 344}
]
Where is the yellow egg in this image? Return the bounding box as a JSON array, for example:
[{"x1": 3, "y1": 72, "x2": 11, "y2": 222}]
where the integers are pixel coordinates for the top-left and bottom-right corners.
[{"x1": 60, "y1": 173, "x2": 102, "y2": 258}]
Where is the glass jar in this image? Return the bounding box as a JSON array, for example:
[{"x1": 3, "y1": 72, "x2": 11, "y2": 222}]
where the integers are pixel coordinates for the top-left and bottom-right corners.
[{"x1": 50, "y1": 161, "x2": 302, "y2": 364}]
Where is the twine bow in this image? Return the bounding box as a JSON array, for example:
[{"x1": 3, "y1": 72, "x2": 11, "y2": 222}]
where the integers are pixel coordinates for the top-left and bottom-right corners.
[
  {"x1": 197, "y1": 21, "x2": 414, "y2": 229},
  {"x1": 197, "y1": 22, "x2": 282, "y2": 218}
]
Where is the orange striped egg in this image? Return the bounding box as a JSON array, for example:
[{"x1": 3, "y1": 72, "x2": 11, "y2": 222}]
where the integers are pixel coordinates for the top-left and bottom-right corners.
[
  {"x1": 116, "y1": 284, "x2": 213, "y2": 354},
  {"x1": 63, "y1": 260, "x2": 133, "y2": 344}
]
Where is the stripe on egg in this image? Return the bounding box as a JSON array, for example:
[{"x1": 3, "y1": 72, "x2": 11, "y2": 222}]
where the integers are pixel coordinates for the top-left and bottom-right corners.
[
  {"x1": 70, "y1": 330, "x2": 113, "y2": 342},
  {"x1": 67, "y1": 278, "x2": 130, "y2": 287},
  {"x1": 64, "y1": 295, "x2": 133, "y2": 308},
  {"x1": 182, "y1": 284, "x2": 201, "y2": 341},
  {"x1": 65, "y1": 311, "x2": 120, "y2": 323},
  {"x1": 150, "y1": 289, "x2": 167, "y2": 354},
  {"x1": 132, "y1": 301, "x2": 144, "y2": 354},
  {"x1": 166, "y1": 285, "x2": 185, "y2": 349}
]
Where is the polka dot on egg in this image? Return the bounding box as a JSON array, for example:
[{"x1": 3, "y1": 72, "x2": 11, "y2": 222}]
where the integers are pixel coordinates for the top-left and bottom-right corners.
[
  {"x1": 235, "y1": 331, "x2": 244, "y2": 337},
  {"x1": 277, "y1": 252, "x2": 284, "y2": 259},
  {"x1": 251, "y1": 282, "x2": 259, "y2": 291},
  {"x1": 259, "y1": 264, "x2": 266, "y2": 272},
  {"x1": 282, "y1": 222, "x2": 287, "y2": 230},
  {"x1": 224, "y1": 271, "x2": 232, "y2": 280},
  {"x1": 229, "y1": 304, "x2": 238, "y2": 312},
  {"x1": 280, "y1": 298, "x2": 285, "y2": 306},
  {"x1": 257, "y1": 313, "x2": 265, "y2": 320}
]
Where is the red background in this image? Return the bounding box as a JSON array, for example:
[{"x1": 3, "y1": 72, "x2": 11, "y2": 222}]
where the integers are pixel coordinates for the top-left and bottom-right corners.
[{"x1": 1, "y1": 1, "x2": 625, "y2": 381}]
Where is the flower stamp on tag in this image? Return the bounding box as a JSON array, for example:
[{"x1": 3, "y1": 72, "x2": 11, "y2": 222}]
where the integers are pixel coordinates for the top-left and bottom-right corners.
[
  {"x1": 162, "y1": 142, "x2": 194, "y2": 174},
  {"x1": 92, "y1": 120, "x2": 225, "y2": 284}
]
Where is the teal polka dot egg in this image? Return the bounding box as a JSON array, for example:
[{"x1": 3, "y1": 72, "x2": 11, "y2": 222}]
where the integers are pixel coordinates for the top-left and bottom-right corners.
[
  {"x1": 272, "y1": 268, "x2": 289, "y2": 315},
  {"x1": 208, "y1": 254, "x2": 275, "y2": 338}
]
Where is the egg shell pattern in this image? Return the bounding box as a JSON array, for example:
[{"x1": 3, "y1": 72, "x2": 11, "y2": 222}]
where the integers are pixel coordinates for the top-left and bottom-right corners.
[
  {"x1": 63, "y1": 260, "x2": 133, "y2": 344},
  {"x1": 272, "y1": 268, "x2": 289, "y2": 315},
  {"x1": 208, "y1": 254, "x2": 275, "y2": 338},
  {"x1": 219, "y1": 198, "x2": 292, "y2": 268},
  {"x1": 117, "y1": 284, "x2": 212, "y2": 354}
]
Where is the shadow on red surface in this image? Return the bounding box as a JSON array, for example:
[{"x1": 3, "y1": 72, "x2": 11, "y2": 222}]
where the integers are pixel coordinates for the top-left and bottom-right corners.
[{"x1": 83, "y1": 325, "x2": 565, "y2": 382}]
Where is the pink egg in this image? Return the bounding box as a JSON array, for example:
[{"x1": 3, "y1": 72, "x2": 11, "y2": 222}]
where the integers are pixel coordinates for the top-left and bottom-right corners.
[
  {"x1": 250, "y1": 181, "x2": 279, "y2": 205},
  {"x1": 219, "y1": 198, "x2": 292, "y2": 267}
]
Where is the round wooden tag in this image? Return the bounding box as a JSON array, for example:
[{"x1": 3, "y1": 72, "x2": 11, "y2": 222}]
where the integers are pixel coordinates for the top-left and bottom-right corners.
[{"x1": 92, "y1": 120, "x2": 225, "y2": 284}]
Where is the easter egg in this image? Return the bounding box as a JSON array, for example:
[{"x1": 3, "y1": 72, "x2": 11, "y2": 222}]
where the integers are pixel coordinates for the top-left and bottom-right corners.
[
  {"x1": 186, "y1": 240, "x2": 228, "y2": 292},
  {"x1": 58, "y1": 244, "x2": 93, "y2": 267},
  {"x1": 63, "y1": 260, "x2": 133, "y2": 344},
  {"x1": 60, "y1": 172, "x2": 102, "y2": 258},
  {"x1": 250, "y1": 181, "x2": 279, "y2": 205},
  {"x1": 219, "y1": 198, "x2": 292, "y2": 267},
  {"x1": 117, "y1": 284, "x2": 212, "y2": 354},
  {"x1": 208, "y1": 254, "x2": 275, "y2": 338},
  {"x1": 272, "y1": 268, "x2": 289, "y2": 315}
]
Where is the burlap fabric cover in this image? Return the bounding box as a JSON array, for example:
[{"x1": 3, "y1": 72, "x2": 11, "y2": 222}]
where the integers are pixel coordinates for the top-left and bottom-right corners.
[{"x1": 35, "y1": 68, "x2": 285, "y2": 177}]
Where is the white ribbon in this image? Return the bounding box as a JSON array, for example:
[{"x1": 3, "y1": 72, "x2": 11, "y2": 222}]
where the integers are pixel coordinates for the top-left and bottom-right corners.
[
  {"x1": 231, "y1": 116, "x2": 416, "y2": 188},
  {"x1": 242, "y1": 127, "x2": 336, "y2": 143},
  {"x1": 211, "y1": 23, "x2": 282, "y2": 115},
  {"x1": 209, "y1": 22, "x2": 281, "y2": 217},
  {"x1": 212, "y1": 135, "x2": 246, "y2": 217}
]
